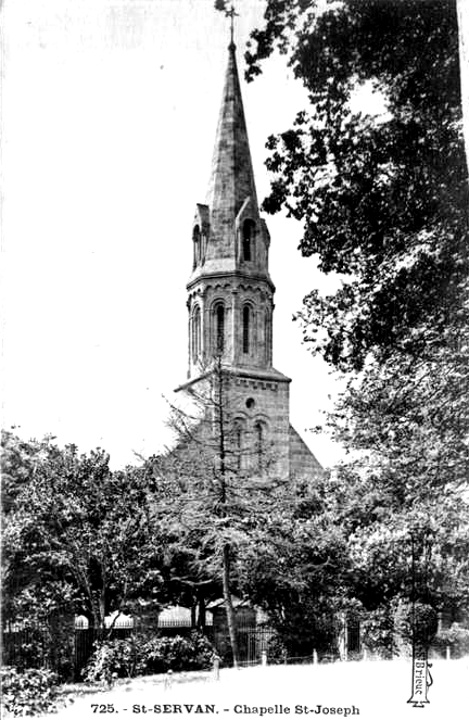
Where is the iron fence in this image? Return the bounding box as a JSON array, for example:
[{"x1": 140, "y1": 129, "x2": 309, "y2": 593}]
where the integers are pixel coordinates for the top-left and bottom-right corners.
[
  {"x1": 6, "y1": 624, "x2": 453, "y2": 683},
  {"x1": 2, "y1": 627, "x2": 134, "y2": 681}
]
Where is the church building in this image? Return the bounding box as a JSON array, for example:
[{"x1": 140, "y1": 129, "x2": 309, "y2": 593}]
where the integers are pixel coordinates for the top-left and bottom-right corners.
[{"x1": 176, "y1": 38, "x2": 321, "y2": 482}]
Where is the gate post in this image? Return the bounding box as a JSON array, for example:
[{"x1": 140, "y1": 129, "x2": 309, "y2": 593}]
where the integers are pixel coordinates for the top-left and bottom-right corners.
[
  {"x1": 213, "y1": 654, "x2": 220, "y2": 681},
  {"x1": 164, "y1": 670, "x2": 173, "y2": 690}
]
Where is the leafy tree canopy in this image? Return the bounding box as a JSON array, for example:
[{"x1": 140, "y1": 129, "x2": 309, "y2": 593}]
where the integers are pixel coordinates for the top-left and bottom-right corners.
[
  {"x1": 2, "y1": 431, "x2": 163, "y2": 630},
  {"x1": 214, "y1": 0, "x2": 469, "y2": 638},
  {"x1": 234, "y1": 0, "x2": 469, "y2": 492},
  {"x1": 242, "y1": 0, "x2": 468, "y2": 372}
]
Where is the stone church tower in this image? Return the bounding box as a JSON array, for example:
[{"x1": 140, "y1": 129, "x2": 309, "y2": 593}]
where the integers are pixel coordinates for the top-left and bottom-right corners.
[{"x1": 177, "y1": 40, "x2": 321, "y2": 481}]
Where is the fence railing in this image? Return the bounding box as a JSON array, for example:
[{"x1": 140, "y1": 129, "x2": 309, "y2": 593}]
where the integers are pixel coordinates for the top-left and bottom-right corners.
[
  {"x1": 2, "y1": 627, "x2": 134, "y2": 681},
  {"x1": 2, "y1": 628, "x2": 51, "y2": 670},
  {"x1": 3, "y1": 623, "x2": 459, "y2": 685}
]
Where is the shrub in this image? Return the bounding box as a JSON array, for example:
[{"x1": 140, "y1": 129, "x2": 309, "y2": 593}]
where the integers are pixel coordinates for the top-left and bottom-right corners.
[
  {"x1": 3, "y1": 623, "x2": 74, "y2": 682},
  {"x1": 83, "y1": 632, "x2": 213, "y2": 682},
  {"x1": 82, "y1": 637, "x2": 145, "y2": 683},
  {"x1": 3, "y1": 629, "x2": 48, "y2": 671},
  {"x1": 144, "y1": 633, "x2": 213, "y2": 674},
  {"x1": 265, "y1": 633, "x2": 288, "y2": 665},
  {"x1": 394, "y1": 601, "x2": 439, "y2": 650},
  {"x1": 1, "y1": 667, "x2": 60, "y2": 716},
  {"x1": 361, "y1": 606, "x2": 396, "y2": 658}
]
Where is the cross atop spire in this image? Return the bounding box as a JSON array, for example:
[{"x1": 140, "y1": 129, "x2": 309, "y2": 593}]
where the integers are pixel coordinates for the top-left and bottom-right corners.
[{"x1": 226, "y1": 3, "x2": 239, "y2": 48}]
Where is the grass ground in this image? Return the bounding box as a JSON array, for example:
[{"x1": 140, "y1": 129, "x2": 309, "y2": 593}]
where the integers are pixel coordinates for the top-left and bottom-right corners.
[{"x1": 44, "y1": 658, "x2": 469, "y2": 720}]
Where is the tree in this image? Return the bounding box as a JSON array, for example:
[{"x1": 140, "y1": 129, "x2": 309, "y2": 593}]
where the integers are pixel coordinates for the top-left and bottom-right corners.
[
  {"x1": 2, "y1": 431, "x2": 163, "y2": 632},
  {"x1": 243, "y1": 0, "x2": 467, "y2": 368},
  {"x1": 227, "y1": 0, "x2": 469, "y2": 641},
  {"x1": 457, "y1": 0, "x2": 469, "y2": 175},
  {"x1": 147, "y1": 358, "x2": 289, "y2": 666},
  {"x1": 237, "y1": 471, "x2": 351, "y2": 658}
]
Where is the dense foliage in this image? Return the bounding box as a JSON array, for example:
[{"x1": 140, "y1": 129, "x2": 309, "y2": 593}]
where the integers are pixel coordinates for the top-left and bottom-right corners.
[
  {"x1": 226, "y1": 0, "x2": 469, "y2": 640},
  {"x1": 83, "y1": 632, "x2": 214, "y2": 682},
  {"x1": 2, "y1": 431, "x2": 163, "y2": 631},
  {"x1": 245, "y1": 0, "x2": 469, "y2": 477},
  {"x1": 1, "y1": 667, "x2": 61, "y2": 717},
  {"x1": 237, "y1": 466, "x2": 469, "y2": 657}
]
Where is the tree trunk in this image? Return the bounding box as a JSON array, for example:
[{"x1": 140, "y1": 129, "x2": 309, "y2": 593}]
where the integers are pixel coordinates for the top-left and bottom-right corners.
[
  {"x1": 457, "y1": 0, "x2": 469, "y2": 178},
  {"x1": 214, "y1": 361, "x2": 239, "y2": 666},
  {"x1": 222, "y1": 542, "x2": 239, "y2": 668},
  {"x1": 197, "y1": 592, "x2": 206, "y2": 628},
  {"x1": 89, "y1": 601, "x2": 102, "y2": 631},
  {"x1": 191, "y1": 603, "x2": 197, "y2": 628}
]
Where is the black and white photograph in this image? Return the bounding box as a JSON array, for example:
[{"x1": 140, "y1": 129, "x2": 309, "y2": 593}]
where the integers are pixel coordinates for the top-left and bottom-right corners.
[{"x1": 2, "y1": 1, "x2": 469, "y2": 717}]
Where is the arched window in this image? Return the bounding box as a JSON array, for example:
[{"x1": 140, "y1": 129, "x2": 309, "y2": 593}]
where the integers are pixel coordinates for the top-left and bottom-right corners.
[
  {"x1": 233, "y1": 419, "x2": 244, "y2": 471},
  {"x1": 242, "y1": 220, "x2": 255, "y2": 261},
  {"x1": 242, "y1": 305, "x2": 251, "y2": 354},
  {"x1": 192, "y1": 305, "x2": 201, "y2": 361},
  {"x1": 214, "y1": 303, "x2": 225, "y2": 354},
  {"x1": 254, "y1": 421, "x2": 265, "y2": 470},
  {"x1": 193, "y1": 225, "x2": 201, "y2": 268},
  {"x1": 264, "y1": 310, "x2": 272, "y2": 364}
]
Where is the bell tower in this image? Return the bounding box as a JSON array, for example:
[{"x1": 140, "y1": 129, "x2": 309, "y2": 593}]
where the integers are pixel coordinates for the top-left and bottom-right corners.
[
  {"x1": 177, "y1": 37, "x2": 322, "y2": 481},
  {"x1": 187, "y1": 39, "x2": 275, "y2": 378}
]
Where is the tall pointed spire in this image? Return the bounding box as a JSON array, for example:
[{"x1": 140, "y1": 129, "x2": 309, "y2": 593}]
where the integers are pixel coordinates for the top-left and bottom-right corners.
[{"x1": 206, "y1": 42, "x2": 259, "y2": 252}]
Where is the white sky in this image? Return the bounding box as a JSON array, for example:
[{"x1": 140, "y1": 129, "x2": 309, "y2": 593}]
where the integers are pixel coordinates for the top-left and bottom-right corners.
[{"x1": 1, "y1": 0, "x2": 348, "y2": 469}]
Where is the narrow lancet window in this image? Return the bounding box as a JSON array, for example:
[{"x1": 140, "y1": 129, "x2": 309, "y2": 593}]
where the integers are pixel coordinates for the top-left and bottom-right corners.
[
  {"x1": 242, "y1": 305, "x2": 251, "y2": 354},
  {"x1": 193, "y1": 225, "x2": 201, "y2": 268},
  {"x1": 215, "y1": 303, "x2": 225, "y2": 354},
  {"x1": 242, "y1": 220, "x2": 255, "y2": 261},
  {"x1": 234, "y1": 420, "x2": 244, "y2": 471},
  {"x1": 264, "y1": 310, "x2": 272, "y2": 364},
  {"x1": 192, "y1": 305, "x2": 201, "y2": 361},
  {"x1": 254, "y1": 421, "x2": 265, "y2": 470}
]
